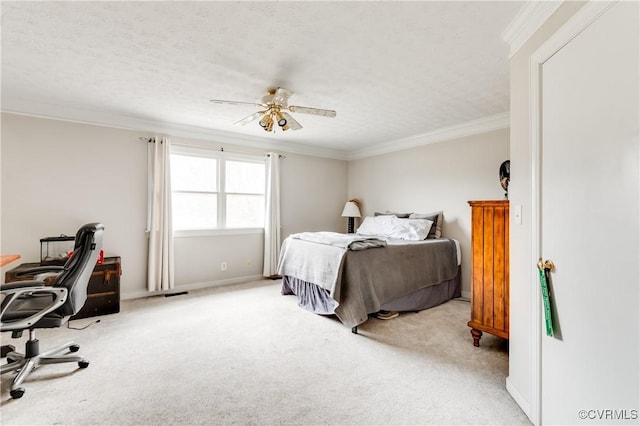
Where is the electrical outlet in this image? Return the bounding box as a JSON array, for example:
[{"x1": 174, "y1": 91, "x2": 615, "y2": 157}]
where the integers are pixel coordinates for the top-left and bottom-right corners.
[{"x1": 221, "y1": 262, "x2": 227, "y2": 271}]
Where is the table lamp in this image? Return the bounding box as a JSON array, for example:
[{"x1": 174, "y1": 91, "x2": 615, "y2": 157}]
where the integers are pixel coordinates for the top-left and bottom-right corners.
[{"x1": 341, "y1": 199, "x2": 361, "y2": 233}]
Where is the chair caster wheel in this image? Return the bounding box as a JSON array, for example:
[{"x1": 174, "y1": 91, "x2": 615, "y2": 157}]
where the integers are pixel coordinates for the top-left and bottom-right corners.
[
  {"x1": 70, "y1": 344, "x2": 80, "y2": 352},
  {"x1": 78, "y1": 360, "x2": 89, "y2": 368},
  {"x1": 10, "y1": 388, "x2": 25, "y2": 399}
]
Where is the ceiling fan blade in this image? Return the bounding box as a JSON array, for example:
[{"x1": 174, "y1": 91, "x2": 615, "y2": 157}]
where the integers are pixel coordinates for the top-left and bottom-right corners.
[
  {"x1": 288, "y1": 105, "x2": 337, "y2": 118},
  {"x1": 210, "y1": 99, "x2": 266, "y2": 108},
  {"x1": 233, "y1": 111, "x2": 265, "y2": 126},
  {"x1": 281, "y1": 112, "x2": 303, "y2": 131},
  {"x1": 273, "y1": 87, "x2": 293, "y2": 106}
]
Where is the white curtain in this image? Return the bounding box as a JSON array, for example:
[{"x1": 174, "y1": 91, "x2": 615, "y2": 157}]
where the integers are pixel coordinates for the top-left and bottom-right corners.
[
  {"x1": 147, "y1": 137, "x2": 175, "y2": 291},
  {"x1": 263, "y1": 152, "x2": 281, "y2": 277}
]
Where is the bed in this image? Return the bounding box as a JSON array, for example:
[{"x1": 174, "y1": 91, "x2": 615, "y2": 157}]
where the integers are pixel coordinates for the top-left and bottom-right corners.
[{"x1": 277, "y1": 213, "x2": 461, "y2": 332}]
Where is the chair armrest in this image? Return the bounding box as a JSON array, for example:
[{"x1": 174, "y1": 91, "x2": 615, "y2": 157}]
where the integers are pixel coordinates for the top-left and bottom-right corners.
[
  {"x1": 1, "y1": 280, "x2": 45, "y2": 291},
  {"x1": 0, "y1": 285, "x2": 68, "y2": 332},
  {"x1": 15, "y1": 265, "x2": 64, "y2": 277},
  {"x1": 10, "y1": 266, "x2": 63, "y2": 285},
  {"x1": 33, "y1": 272, "x2": 63, "y2": 282}
]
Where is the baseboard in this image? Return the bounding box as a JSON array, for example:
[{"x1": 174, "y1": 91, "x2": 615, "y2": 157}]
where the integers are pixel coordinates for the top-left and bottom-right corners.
[
  {"x1": 506, "y1": 376, "x2": 531, "y2": 420},
  {"x1": 461, "y1": 290, "x2": 471, "y2": 299},
  {"x1": 121, "y1": 274, "x2": 267, "y2": 300}
]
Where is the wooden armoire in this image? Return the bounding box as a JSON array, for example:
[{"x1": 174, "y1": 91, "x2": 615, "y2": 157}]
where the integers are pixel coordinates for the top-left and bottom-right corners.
[{"x1": 467, "y1": 200, "x2": 509, "y2": 347}]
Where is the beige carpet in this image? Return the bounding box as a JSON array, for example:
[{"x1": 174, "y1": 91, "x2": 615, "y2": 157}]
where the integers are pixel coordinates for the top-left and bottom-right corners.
[{"x1": 1, "y1": 279, "x2": 530, "y2": 425}]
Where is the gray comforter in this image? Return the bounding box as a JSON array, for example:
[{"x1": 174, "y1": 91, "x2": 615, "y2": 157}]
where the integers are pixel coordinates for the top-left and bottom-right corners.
[{"x1": 277, "y1": 234, "x2": 458, "y2": 327}]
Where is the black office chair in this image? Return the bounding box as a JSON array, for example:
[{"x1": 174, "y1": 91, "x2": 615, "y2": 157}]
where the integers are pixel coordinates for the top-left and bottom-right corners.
[{"x1": 1, "y1": 223, "x2": 104, "y2": 399}]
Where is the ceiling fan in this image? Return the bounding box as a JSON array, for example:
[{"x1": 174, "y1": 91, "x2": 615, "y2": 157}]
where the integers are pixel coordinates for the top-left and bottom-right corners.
[{"x1": 210, "y1": 87, "x2": 336, "y2": 133}]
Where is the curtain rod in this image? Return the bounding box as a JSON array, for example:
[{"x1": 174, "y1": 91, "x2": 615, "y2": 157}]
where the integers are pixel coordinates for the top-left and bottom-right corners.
[{"x1": 138, "y1": 137, "x2": 285, "y2": 158}]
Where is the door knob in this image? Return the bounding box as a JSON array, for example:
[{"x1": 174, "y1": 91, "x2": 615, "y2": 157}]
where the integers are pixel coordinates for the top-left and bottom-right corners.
[{"x1": 537, "y1": 258, "x2": 555, "y2": 272}]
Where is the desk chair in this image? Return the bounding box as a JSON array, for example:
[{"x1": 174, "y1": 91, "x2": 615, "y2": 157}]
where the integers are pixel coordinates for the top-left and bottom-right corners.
[{"x1": 1, "y1": 223, "x2": 104, "y2": 399}]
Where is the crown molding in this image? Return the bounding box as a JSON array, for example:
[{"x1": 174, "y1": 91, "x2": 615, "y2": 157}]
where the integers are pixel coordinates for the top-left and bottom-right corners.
[
  {"x1": 501, "y1": 1, "x2": 564, "y2": 58},
  {"x1": 347, "y1": 112, "x2": 510, "y2": 161},
  {"x1": 0, "y1": 97, "x2": 350, "y2": 161},
  {"x1": 2, "y1": 97, "x2": 510, "y2": 162}
]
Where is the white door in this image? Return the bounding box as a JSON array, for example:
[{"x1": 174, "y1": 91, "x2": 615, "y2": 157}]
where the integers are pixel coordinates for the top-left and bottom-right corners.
[{"x1": 540, "y1": 2, "x2": 639, "y2": 424}]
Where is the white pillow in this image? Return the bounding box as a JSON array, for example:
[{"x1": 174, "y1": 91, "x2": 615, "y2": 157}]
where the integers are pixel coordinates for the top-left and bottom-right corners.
[
  {"x1": 387, "y1": 218, "x2": 433, "y2": 240},
  {"x1": 356, "y1": 215, "x2": 389, "y2": 236},
  {"x1": 409, "y1": 211, "x2": 443, "y2": 238},
  {"x1": 357, "y1": 216, "x2": 433, "y2": 240}
]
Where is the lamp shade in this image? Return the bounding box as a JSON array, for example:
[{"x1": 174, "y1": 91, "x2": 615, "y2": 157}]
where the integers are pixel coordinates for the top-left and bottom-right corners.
[{"x1": 341, "y1": 201, "x2": 361, "y2": 218}]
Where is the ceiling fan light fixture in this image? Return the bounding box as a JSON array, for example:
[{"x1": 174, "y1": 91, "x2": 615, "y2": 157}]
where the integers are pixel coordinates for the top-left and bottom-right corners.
[
  {"x1": 259, "y1": 113, "x2": 272, "y2": 129},
  {"x1": 260, "y1": 113, "x2": 274, "y2": 132},
  {"x1": 210, "y1": 87, "x2": 336, "y2": 134},
  {"x1": 275, "y1": 111, "x2": 287, "y2": 127}
]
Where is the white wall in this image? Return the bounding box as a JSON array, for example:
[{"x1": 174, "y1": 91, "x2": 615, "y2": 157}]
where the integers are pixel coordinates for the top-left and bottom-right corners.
[
  {"x1": 347, "y1": 128, "x2": 509, "y2": 296},
  {"x1": 281, "y1": 153, "x2": 348, "y2": 237},
  {"x1": 506, "y1": 1, "x2": 586, "y2": 419},
  {"x1": 1, "y1": 114, "x2": 148, "y2": 293},
  {"x1": 0, "y1": 113, "x2": 347, "y2": 298}
]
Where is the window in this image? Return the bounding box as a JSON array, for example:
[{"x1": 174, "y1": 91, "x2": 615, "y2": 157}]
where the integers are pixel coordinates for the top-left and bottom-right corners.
[
  {"x1": 225, "y1": 160, "x2": 265, "y2": 228},
  {"x1": 170, "y1": 146, "x2": 265, "y2": 232},
  {"x1": 171, "y1": 154, "x2": 218, "y2": 230}
]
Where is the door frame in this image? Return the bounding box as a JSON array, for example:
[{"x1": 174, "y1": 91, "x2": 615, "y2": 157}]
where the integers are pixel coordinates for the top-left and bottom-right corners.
[{"x1": 527, "y1": 1, "x2": 616, "y2": 424}]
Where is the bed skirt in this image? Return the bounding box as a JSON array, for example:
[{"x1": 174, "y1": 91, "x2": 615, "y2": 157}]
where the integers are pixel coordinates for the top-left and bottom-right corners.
[{"x1": 281, "y1": 265, "x2": 461, "y2": 317}]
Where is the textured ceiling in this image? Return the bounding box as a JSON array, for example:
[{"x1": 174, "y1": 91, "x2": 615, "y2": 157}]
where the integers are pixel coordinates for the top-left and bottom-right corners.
[{"x1": 1, "y1": 1, "x2": 523, "y2": 156}]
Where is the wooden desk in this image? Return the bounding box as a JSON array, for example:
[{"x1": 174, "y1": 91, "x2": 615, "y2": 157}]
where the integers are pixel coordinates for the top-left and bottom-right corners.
[{"x1": 0, "y1": 254, "x2": 21, "y2": 267}]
